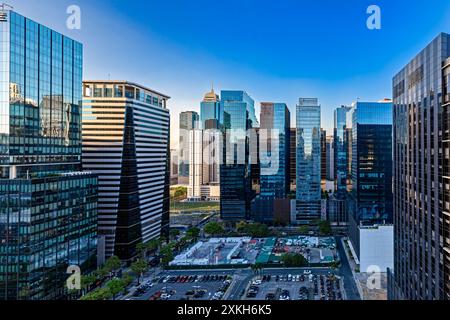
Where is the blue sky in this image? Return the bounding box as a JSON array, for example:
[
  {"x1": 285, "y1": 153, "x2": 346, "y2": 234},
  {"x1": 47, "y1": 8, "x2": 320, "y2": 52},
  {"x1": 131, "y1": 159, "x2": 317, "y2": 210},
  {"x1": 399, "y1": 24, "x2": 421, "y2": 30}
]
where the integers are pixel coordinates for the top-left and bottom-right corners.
[{"x1": 8, "y1": 0, "x2": 450, "y2": 147}]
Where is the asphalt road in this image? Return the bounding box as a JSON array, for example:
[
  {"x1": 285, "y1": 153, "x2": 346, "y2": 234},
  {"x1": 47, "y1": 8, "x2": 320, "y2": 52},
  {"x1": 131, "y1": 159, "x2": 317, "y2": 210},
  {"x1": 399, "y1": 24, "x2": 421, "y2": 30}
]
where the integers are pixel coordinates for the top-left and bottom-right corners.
[{"x1": 335, "y1": 236, "x2": 361, "y2": 300}]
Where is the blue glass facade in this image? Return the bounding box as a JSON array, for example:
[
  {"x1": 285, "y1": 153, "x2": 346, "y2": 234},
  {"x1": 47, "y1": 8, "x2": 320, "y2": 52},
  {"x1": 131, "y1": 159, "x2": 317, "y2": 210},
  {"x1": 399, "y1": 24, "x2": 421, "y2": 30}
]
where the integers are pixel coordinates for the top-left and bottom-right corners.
[
  {"x1": 334, "y1": 106, "x2": 351, "y2": 198},
  {"x1": 0, "y1": 11, "x2": 97, "y2": 300},
  {"x1": 348, "y1": 101, "x2": 393, "y2": 226},
  {"x1": 220, "y1": 90, "x2": 256, "y2": 221},
  {"x1": 200, "y1": 89, "x2": 222, "y2": 129},
  {"x1": 296, "y1": 98, "x2": 321, "y2": 222},
  {"x1": 260, "y1": 103, "x2": 290, "y2": 200}
]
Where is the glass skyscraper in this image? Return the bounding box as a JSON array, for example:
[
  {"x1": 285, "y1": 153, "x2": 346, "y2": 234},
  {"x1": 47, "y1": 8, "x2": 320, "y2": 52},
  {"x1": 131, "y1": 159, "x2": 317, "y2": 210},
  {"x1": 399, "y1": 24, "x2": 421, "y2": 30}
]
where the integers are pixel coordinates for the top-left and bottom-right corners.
[
  {"x1": 334, "y1": 106, "x2": 352, "y2": 197},
  {"x1": 296, "y1": 98, "x2": 321, "y2": 223},
  {"x1": 0, "y1": 10, "x2": 98, "y2": 300},
  {"x1": 82, "y1": 81, "x2": 170, "y2": 262},
  {"x1": 259, "y1": 103, "x2": 290, "y2": 199},
  {"x1": 391, "y1": 33, "x2": 450, "y2": 300},
  {"x1": 220, "y1": 90, "x2": 256, "y2": 221},
  {"x1": 178, "y1": 111, "x2": 199, "y2": 185},
  {"x1": 200, "y1": 88, "x2": 222, "y2": 130},
  {"x1": 347, "y1": 100, "x2": 393, "y2": 260}
]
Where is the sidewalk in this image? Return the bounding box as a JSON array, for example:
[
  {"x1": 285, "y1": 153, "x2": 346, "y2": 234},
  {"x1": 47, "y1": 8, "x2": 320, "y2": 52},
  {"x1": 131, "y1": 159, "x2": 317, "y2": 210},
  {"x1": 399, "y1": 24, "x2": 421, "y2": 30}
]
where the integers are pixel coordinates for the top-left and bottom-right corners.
[{"x1": 340, "y1": 238, "x2": 364, "y2": 299}]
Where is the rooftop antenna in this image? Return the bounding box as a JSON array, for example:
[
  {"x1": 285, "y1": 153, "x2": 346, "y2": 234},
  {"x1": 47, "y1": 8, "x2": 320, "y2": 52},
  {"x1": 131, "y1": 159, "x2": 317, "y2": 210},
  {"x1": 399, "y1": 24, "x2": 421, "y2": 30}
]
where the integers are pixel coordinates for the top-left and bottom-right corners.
[{"x1": 0, "y1": 3, "x2": 13, "y2": 10}]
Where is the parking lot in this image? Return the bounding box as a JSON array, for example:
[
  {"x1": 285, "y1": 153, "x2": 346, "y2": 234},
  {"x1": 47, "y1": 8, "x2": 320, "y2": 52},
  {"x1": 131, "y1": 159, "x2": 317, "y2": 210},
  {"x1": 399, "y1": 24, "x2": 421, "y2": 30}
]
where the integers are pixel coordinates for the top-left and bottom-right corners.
[
  {"x1": 130, "y1": 273, "x2": 233, "y2": 301},
  {"x1": 243, "y1": 272, "x2": 344, "y2": 301}
]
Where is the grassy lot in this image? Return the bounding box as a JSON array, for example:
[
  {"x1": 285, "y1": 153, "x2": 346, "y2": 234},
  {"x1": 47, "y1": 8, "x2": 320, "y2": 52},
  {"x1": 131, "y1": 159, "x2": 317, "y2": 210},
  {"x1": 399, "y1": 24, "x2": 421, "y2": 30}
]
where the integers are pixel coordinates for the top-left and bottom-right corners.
[{"x1": 170, "y1": 201, "x2": 220, "y2": 213}]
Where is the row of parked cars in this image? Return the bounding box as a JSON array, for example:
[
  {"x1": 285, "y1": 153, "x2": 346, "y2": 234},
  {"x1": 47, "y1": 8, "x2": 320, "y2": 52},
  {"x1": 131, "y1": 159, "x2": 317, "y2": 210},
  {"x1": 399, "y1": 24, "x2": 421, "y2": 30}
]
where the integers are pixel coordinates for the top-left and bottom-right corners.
[
  {"x1": 313, "y1": 274, "x2": 342, "y2": 301},
  {"x1": 158, "y1": 274, "x2": 228, "y2": 284}
]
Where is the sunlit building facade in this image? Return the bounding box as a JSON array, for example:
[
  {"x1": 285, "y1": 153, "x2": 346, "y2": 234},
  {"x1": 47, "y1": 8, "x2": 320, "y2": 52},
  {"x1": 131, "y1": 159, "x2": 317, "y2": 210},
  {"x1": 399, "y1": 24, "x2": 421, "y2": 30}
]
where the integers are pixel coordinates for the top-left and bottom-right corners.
[
  {"x1": 391, "y1": 33, "x2": 450, "y2": 300},
  {"x1": 0, "y1": 10, "x2": 98, "y2": 300},
  {"x1": 82, "y1": 81, "x2": 170, "y2": 262},
  {"x1": 295, "y1": 98, "x2": 321, "y2": 223},
  {"x1": 220, "y1": 90, "x2": 256, "y2": 221}
]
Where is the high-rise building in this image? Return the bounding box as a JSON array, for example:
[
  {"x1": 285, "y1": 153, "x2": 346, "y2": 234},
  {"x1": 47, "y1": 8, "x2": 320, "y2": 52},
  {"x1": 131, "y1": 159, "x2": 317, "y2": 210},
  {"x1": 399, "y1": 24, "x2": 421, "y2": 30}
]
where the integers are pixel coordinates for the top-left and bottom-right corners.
[
  {"x1": 82, "y1": 81, "x2": 170, "y2": 262},
  {"x1": 259, "y1": 103, "x2": 291, "y2": 199},
  {"x1": 391, "y1": 33, "x2": 450, "y2": 300},
  {"x1": 200, "y1": 88, "x2": 221, "y2": 130},
  {"x1": 220, "y1": 90, "x2": 256, "y2": 221},
  {"x1": 170, "y1": 149, "x2": 178, "y2": 185},
  {"x1": 290, "y1": 128, "x2": 297, "y2": 192},
  {"x1": 178, "y1": 111, "x2": 199, "y2": 185},
  {"x1": 326, "y1": 135, "x2": 335, "y2": 181},
  {"x1": 347, "y1": 100, "x2": 393, "y2": 269},
  {"x1": 334, "y1": 106, "x2": 352, "y2": 197},
  {"x1": 188, "y1": 129, "x2": 204, "y2": 200},
  {"x1": 0, "y1": 10, "x2": 98, "y2": 300},
  {"x1": 200, "y1": 89, "x2": 222, "y2": 186},
  {"x1": 295, "y1": 98, "x2": 321, "y2": 223},
  {"x1": 252, "y1": 103, "x2": 290, "y2": 224},
  {"x1": 321, "y1": 129, "x2": 327, "y2": 184}
]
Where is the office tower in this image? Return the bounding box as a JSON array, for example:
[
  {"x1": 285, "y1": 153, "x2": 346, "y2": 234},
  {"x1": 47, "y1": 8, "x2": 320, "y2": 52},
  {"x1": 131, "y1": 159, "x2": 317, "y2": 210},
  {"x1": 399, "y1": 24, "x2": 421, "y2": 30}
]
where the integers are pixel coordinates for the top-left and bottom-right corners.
[
  {"x1": 170, "y1": 149, "x2": 179, "y2": 185},
  {"x1": 0, "y1": 10, "x2": 98, "y2": 300},
  {"x1": 295, "y1": 98, "x2": 321, "y2": 223},
  {"x1": 220, "y1": 90, "x2": 256, "y2": 221},
  {"x1": 290, "y1": 128, "x2": 297, "y2": 192},
  {"x1": 82, "y1": 81, "x2": 170, "y2": 262},
  {"x1": 326, "y1": 136, "x2": 335, "y2": 181},
  {"x1": 347, "y1": 100, "x2": 393, "y2": 271},
  {"x1": 391, "y1": 33, "x2": 450, "y2": 300},
  {"x1": 200, "y1": 88, "x2": 221, "y2": 130},
  {"x1": 260, "y1": 103, "x2": 291, "y2": 199},
  {"x1": 188, "y1": 129, "x2": 203, "y2": 200},
  {"x1": 334, "y1": 106, "x2": 352, "y2": 197},
  {"x1": 200, "y1": 89, "x2": 222, "y2": 186},
  {"x1": 178, "y1": 111, "x2": 199, "y2": 185},
  {"x1": 250, "y1": 127, "x2": 260, "y2": 194},
  {"x1": 252, "y1": 103, "x2": 290, "y2": 224},
  {"x1": 321, "y1": 129, "x2": 327, "y2": 184}
]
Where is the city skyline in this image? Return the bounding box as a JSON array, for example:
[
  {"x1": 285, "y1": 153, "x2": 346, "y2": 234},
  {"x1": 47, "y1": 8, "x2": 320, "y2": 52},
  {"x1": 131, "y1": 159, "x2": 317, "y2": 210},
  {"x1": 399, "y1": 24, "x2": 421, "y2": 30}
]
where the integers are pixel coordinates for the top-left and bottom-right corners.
[
  {"x1": 1, "y1": 1, "x2": 450, "y2": 304},
  {"x1": 6, "y1": 0, "x2": 450, "y2": 148}
]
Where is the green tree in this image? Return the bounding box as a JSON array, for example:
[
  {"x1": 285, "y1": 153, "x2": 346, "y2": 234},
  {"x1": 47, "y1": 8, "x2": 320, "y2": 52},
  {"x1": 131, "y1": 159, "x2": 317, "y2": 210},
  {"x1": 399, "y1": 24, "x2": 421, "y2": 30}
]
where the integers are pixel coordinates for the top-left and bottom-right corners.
[
  {"x1": 281, "y1": 253, "x2": 308, "y2": 267},
  {"x1": 104, "y1": 256, "x2": 121, "y2": 276},
  {"x1": 130, "y1": 259, "x2": 148, "y2": 285},
  {"x1": 170, "y1": 229, "x2": 181, "y2": 239},
  {"x1": 186, "y1": 227, "x2": 200, "y2": 239},
  {"x1": 204, "y1": 222, "x2": 225, "y2": 236},
  {"x1": 246, "y1": 223, "x2": 269, "y2": 237},
  {"x1": 81, "y1": 288, "x2": 113, "y2": 301},
  {"x1": 236, "y1": 221, "x2": 248, "y2": 233},
  {"x1": 318, "y1": 220, "x2": 332, "y2": 236},
  {"x1": 299, "y1": 226, "x2": 309, "y2": 235},
  {"x1": 160, "y1": 245, "x2": 175, "y2": 268},
  {"x1": 106, "y1": 279, "x2": 125, "y2": 300},
  {"x1": 80, "y1": 274, "x2": 97, "y2": 295},
  {"x1": 94, "y1": 267, "x2": 109, "y2": 279}
]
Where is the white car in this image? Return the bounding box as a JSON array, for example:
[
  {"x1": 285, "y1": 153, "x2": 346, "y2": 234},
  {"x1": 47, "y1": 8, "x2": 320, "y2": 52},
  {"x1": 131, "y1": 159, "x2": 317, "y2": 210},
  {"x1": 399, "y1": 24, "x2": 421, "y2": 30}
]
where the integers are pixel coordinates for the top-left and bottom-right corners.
[
  {"x1": 160, "y1": 293, "x2": 171, "y2": 300},
  {"x1": 253, "y1": 280, "x2": 262, "y2": 285},
  {"x1": 303, "y1": 270, "x2": 312, "y2": 275}
]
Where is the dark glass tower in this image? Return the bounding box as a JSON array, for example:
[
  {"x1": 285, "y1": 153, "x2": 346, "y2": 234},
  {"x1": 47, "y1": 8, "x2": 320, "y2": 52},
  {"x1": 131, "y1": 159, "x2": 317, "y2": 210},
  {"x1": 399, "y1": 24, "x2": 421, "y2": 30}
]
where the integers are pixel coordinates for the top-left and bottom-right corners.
[
  {"x1": 334, "y1": 106, "x2": 352, "y2": 197},
  {"x1": 391, "y1": 33, "x2": 450, "y2": 300},
  {"x1": 348, "y1": 101, "x2": 393, "y2": 261},
  {"x1": 0, "y1": 10, "x2": 98, "y2": 300},
  {"x1": 220, "y1": 90, "x2": 256, "y2": 221},
  {"x1": 259, "y1": 103, "x2": 291, "y2": 199},
  {"x1": 296, "y1": 98, "x2": 321, "y2": 223}
]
